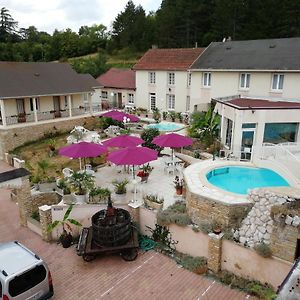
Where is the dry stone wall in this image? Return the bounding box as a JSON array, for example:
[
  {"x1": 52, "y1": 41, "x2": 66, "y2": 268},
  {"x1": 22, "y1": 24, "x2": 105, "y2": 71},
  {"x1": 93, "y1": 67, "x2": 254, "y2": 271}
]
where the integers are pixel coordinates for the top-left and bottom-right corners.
[{"x1": 236, "y1": 189, "x2": 298, "y2": 248}]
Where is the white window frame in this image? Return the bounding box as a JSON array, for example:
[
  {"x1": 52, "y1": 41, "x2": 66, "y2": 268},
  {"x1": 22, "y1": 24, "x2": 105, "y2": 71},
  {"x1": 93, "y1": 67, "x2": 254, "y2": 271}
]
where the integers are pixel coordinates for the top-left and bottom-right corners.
[
  {"x1": 168, "y1": 72, "x2": 175, "y2": 85},
  {"x1": 167, "y1": 94, "x2": 175, "y2": 110},
  {"x1": 187, "y1": 72, "x2": 192, "y2": 87},
  {"x1": 271, "y1": 74, "x2": 284, "y2": 91},
  {"x1": 203, "y1": 72, "x2": 211, "y2": 87},
  {"x1": 148, "y1": 72, "x2": 156, "y2": 84},
  {"x1": 101, "y1": 91, "x2": 108, "y2": 99},
  {"x1": 239, "y1": 73, "x2": 250, "y2": 89},
  {"x1": 128, "y1": 93, "x2": 134, "y2": 104}
]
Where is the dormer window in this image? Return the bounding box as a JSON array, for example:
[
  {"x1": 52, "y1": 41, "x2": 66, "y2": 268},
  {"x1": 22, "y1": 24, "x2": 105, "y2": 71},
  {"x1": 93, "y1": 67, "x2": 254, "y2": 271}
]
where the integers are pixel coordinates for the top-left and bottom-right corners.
[{"x1": 272, "y1": 74, "x2": 284, "y2": 91}]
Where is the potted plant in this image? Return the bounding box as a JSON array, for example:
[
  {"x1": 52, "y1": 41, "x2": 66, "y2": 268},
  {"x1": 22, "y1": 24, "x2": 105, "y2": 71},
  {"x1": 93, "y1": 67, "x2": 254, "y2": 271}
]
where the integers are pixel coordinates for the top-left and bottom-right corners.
[
  {"x1": 177, "y1": 112, "x2": 183, "y2": 123},
  {"x1": 152, "y1": 108, "x2": 161, "y2": 123},
  {"x1": 174, "y1": 176, "x2": 184, "y2": 195},
  {"x1": 47, "y1": 204, "x2": 82, "y2": 248},
  {"x1": 68, "y1": 171, "x2": 95, "y2": 204},
  {"x1": 57, "y1": 178, "x2": 73, "y2": 204},
  {"x1": 17, "y1": 112, "x2": 26, "y2": 123},
  {"x1": 137, "y1": 164, "x2": 153, "y2": 182},
  {"x1": 143, "y1": 194, "x2": 164, "y2": 210},
  {"x1": 88, "y1": 187, "x2": 111, "y2": 204},
  {"x1": 169, "y1": 111, "x2": 177, "y2": 122},
  {"x1": 112, "y1": 179, "x2": 129, "y2": 194},
  {"x1": 36, "y1": 160, "x2": 56, "y2": 192},
  {"x1": 162, "y1": 111, "x2": 168, "y2": 121}
]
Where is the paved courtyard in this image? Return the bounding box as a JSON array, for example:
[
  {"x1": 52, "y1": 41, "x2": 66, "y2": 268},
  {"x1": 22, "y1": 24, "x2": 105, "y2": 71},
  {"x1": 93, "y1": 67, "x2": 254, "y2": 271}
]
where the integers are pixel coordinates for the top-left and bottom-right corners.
[{"x1": 0, "y1": 186, "x2": 250, "y2": 299}]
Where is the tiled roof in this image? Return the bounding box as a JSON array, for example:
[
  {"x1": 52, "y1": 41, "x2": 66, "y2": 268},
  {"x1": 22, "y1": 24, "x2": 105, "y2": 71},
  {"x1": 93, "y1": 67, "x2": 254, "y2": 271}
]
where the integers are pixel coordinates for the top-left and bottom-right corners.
[
  {"x1": 133, "y1": 48, "x2": 205, "y2": 71},
  {"x1": 96, "y1": 68, "x2": 135, "y2": 90},
  {"x1": 191, "y1": 37, "x2": 300, "y2": 70},
  {"x1": 217, "y1": 98, "x2": 300, "y2": 110},
  {"x1": 0, "y1": 62, "x2": 101, "y2": 99}
]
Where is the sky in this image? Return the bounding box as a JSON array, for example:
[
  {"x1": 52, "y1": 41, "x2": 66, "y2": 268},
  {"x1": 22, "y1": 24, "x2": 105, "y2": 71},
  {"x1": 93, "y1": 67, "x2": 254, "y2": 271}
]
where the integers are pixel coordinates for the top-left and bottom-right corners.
[{"x1": 2, "y1": 0, "x2": 161, "y2": 34}]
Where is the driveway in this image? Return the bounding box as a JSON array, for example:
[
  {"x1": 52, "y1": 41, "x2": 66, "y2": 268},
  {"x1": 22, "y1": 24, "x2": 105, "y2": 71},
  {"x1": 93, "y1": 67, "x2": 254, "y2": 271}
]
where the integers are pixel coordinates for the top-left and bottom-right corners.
[{"x1": 0, "y1": 188, "x2": 249, "y2": 299}]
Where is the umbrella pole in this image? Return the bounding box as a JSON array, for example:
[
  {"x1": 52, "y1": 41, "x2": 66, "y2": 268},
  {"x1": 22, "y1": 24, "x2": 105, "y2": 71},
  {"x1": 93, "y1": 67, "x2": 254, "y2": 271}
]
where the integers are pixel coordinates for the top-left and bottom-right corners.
[
  {"x1": 132, "y1": 165, "x2": 137, "y2": 202},
  {"x1": 79, "y1": 158, "x2": 82, "y2": 170}
]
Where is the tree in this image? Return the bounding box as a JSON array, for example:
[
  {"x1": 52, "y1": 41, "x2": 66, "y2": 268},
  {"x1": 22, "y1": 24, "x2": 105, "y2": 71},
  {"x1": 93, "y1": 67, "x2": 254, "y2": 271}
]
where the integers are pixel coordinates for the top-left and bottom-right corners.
[{"x1": 0, "y1": 7, "x2": 19, "y2": 42}]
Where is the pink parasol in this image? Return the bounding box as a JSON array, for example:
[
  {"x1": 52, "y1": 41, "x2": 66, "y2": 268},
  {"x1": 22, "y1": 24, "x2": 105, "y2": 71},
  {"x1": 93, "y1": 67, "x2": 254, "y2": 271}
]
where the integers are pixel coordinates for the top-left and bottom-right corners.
[
  {"x1": 102, "y1": 135, "x2": 144, "y2": 148},
  {"x1": 59, "y1": 142, "x2": 107, "y2": 158},
  {"x1": 152, "y1": 133, "x2": 193, "y2": 148},
  {"x1": 107, "y1": 146, "x2": 157, "y2": 166},
  {"x1": 101, "y1": 110, "x2": 140, "y2": 122}
]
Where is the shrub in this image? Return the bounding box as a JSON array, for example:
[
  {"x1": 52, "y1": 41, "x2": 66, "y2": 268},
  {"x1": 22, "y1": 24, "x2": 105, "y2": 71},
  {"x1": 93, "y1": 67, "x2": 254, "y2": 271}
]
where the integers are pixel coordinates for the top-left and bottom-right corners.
[
  {"x1": 254, "y1": 242, "x2": 272, "y2": 258},
  {"x1": 112, "y1": 179, "x2": 129, "y2": 194},
  {"x1": 157, "y1": 201, "x2": 191, "y2": 227},
  {"x1": 141, "y1": 128, "x2": 163, "y2": 152},
  {"x1": 176, "y1": 253, "x2": 207, "y2": 273}
]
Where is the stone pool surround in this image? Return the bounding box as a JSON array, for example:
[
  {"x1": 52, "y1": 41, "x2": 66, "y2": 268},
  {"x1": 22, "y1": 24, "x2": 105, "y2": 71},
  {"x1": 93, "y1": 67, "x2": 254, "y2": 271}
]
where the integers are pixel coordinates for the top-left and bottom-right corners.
[{"x1": 184, "y1": 160, "x2": 295, "y2": 228}]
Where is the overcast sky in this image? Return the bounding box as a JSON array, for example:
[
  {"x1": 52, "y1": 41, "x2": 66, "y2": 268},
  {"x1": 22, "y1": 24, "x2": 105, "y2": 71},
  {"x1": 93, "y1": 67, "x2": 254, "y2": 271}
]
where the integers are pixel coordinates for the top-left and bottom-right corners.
[{"x1": 2, "y1": 0, "x2": 161, "y2": 34}]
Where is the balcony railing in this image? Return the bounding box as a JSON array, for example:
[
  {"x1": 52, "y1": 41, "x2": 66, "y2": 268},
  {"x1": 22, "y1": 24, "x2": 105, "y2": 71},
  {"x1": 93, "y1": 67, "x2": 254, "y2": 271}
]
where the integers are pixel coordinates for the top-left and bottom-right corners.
[{"x1": 3, "y1": 105, "x2": 102, "y2": 126}]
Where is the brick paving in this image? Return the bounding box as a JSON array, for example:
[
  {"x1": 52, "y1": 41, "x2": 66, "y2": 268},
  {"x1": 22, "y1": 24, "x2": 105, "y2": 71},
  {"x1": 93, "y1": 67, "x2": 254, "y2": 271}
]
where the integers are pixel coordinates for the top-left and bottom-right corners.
[{"x1": 0, "y1": 188, "x2": 249, "y2": 300}]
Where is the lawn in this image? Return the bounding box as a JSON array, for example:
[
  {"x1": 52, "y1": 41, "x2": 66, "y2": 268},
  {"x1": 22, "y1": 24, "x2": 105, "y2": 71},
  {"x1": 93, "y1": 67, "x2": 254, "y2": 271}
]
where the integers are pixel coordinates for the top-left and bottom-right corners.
[{"x1": 12, "y1": 133, "x2": 106, "y2": 181}]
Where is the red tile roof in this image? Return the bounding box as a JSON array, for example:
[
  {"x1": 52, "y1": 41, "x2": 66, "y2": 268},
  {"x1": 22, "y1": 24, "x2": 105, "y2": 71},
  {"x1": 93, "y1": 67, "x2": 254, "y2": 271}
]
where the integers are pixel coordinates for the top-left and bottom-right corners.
[
  {"x1": 218, "y1": 98, "x2": 300, "y2": 110},
  {"x1": 133, "y1": 48, "x2": 205, "y2": 71},
  {"x1": 96, "y1": 68, "x2": 135, "y2": 90}
]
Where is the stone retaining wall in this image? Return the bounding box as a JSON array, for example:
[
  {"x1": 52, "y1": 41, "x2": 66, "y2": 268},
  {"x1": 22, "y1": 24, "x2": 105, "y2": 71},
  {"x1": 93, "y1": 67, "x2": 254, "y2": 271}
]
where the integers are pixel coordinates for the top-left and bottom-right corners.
[
  {"x1": 236, "y1": 189, "x2": 298, "y2": 249},
  {"x1": 186, "y1": 189, "x2": 251, "y2": 228},
  {"x1": 0, "y1": 116, "x2": 97, "y2": 158},
  {"x1": 31, "y1": 192, "x2": 61, "y2": 215}
]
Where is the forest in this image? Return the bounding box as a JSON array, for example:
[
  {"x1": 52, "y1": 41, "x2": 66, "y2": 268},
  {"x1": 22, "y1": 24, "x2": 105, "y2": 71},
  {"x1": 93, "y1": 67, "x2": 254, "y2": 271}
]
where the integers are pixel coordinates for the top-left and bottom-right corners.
[{"x1": 1, "y1": 0, "x2": 300, "y2": 76}]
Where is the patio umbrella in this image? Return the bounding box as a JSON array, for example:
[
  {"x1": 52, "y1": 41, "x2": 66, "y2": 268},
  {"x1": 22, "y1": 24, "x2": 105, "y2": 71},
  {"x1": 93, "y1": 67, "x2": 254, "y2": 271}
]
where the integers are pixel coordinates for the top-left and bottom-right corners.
[
  {"x1": 102, "y1": 135, "x2": 144, "y2": 148},
  {"x1": 107, "y1": 146, "x2": 158, "y2": 202},
  {"x1": 152, "y1": 133, "x2": 193, "y2": 162},
  {"x1": 59, "y1": 142, "x2": 107, "y2": 169},
  {"x1": 101, "y1": 110, "x2": 140, "y2": 123}
]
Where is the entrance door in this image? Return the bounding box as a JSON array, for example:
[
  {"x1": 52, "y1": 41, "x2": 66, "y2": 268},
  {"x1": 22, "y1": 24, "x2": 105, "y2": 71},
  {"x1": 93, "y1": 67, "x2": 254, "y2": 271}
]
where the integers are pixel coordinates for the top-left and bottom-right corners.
[
  {"x1": 149, "y1": 93, "x2": 156, "y2": 111},
  {"x1": 241, "y1": 130, "x2": 255, "y2": 160},
  {"x1": 53, "y1": 96, "x2": 61, "y2": 118},
  {"x1": 117, "y1": 93, "x2": 122, "y2": 108}
]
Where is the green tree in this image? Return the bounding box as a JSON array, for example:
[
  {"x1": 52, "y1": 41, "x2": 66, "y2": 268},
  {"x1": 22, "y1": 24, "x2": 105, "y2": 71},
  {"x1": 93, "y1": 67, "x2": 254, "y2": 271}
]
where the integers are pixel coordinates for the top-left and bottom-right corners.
[{"x1": 0, "y1": 7, "x2": 19, "y2": 42}]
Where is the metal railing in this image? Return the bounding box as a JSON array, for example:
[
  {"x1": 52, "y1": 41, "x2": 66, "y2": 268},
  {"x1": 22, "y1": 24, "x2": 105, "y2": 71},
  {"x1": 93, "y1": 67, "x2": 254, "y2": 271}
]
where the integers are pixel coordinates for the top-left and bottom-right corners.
[
  {"x1": 255, "y1": 142, "x2": 300, "y2": 181},
  {"x1": 6, "y1": 113, "x2": 35, "y2": 125}
]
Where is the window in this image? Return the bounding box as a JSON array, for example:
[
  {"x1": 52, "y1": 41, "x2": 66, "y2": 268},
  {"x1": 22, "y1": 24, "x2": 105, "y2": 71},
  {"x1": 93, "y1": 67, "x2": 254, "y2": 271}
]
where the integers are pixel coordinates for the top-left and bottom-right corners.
[
  {"x1": 187, "y1": 72, "x2": 192, "y2": 86},
  {"x1": 167, "y1": 94, "x2": 175, "y2": 110},
  {"x1": 101, "y1": 91, "x2": 108, "y2": 99},
  {"x1": 29, "y1": 98, "x2": 40, "y2": 111},
  {"x1": 263, "y1": 123, "x2": 298, "y2": 144},
  {"x1": 203, "y1": 72, "x2": 211, "y2": 87},
  {"x1": 128, "y1": 93, "x2": 134, "y2": 104},
  {"x1": 149, "y1": 72, "x2": 156, "y2": 84},
  {"x1": 83, "y1": 93, "x2": 88, "y2": 101},
  {"x1": 272, "y1": 74, "x2": 284, "y2": 90},
  {"x1": 9, "y1": 264, "x2": 47, "y2": 297},
  {"x1": 240, "y1": 73, "x2": 250, "y2": 89},
  {"x1": 168, "y1": 72, "x2": 175, "y2": 85},
  {"x1": 186, "y1": 96, "x2": 190, "y2": 112},
  {"x1": 242, "y1": 123, "x2": 256, "y2": 129}
]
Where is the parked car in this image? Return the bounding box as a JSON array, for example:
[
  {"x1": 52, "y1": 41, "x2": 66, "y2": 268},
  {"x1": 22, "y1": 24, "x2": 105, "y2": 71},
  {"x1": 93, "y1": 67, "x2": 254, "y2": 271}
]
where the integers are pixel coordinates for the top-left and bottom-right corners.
[{"x1": 0, "y1": 241, "x2": 53, "y2": 300}]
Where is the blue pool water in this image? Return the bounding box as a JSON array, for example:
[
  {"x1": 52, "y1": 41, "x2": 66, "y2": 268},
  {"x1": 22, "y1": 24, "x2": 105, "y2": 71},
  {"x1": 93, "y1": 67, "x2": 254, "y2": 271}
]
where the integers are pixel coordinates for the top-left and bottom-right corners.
[
  {"x1": 146, "y1": 122, "x2": 184, "y2": 132},
  {"x1": 206, "y1": 166, "x2": 289, "y2": 195}
]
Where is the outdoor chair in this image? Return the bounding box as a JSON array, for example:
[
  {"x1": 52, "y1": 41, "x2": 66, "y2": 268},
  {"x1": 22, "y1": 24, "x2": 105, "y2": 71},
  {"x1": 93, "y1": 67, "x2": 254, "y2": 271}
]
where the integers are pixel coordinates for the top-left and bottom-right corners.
[{"x1": 62, "y1": 168, "x2": 73, "y2": 178}]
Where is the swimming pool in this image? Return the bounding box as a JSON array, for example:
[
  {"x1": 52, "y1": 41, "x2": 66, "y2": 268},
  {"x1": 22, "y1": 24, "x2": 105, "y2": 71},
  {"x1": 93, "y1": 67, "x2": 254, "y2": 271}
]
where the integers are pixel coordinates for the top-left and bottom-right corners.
[
  {"x1": 206, "y1": 166, "x2": 290, "y2": 195},
  {"x1": 146, "y1": 122, "x2": 185, "y2": 132}
]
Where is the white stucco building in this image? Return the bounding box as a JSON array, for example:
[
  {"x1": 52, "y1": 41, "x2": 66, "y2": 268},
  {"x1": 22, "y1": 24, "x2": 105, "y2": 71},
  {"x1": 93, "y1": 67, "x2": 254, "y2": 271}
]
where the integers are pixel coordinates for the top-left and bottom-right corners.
[{"x1": 133, "y1": 48, "x2": 205, "y2": 113}]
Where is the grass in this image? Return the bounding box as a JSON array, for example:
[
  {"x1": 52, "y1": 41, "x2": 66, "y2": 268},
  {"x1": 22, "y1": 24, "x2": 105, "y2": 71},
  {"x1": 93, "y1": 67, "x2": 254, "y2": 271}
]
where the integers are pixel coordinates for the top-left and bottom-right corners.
[{"x1": 12, "y1": 132, "x2": 106, "y2": 181}]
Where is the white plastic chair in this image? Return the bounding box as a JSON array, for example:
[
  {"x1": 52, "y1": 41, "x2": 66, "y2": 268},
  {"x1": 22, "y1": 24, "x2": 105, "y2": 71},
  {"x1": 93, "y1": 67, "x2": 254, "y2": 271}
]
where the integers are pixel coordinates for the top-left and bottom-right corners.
[{"x1": 62, "y1": 168, "x2": 73, "y2": 178}]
